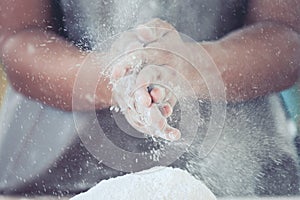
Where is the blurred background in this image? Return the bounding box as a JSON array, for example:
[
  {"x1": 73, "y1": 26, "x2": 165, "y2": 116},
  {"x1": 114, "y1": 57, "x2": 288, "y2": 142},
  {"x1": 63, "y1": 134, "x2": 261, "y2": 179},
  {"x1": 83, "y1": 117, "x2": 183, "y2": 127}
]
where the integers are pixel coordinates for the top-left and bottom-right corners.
[{"x1": 0, "y1": 64, "x2": 7, "y2": 107}]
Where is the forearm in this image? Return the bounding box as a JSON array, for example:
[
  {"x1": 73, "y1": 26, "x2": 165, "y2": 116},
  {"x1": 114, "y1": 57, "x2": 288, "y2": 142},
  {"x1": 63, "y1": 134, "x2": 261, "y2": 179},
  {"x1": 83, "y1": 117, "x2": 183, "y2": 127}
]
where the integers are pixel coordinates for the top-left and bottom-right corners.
[
  {"x1": 0, "y1": 0, "x2": 113, "y2": 111},
  {"x1": 199, "y1": 21, "x2": 300, "y2": 101},
  {"x1": 1, "y1": 29, "x2": 112, "y2": 111}
]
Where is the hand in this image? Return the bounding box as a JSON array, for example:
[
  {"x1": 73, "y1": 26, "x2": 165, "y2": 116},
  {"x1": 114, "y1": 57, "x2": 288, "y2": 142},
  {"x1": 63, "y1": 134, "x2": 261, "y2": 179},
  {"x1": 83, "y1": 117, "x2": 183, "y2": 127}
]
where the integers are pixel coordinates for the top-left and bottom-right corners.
[
  {"x1": 121, "y1": 65, "x2": 180, "y2": 141},
  {"x1": 109, "y1": 19, "x2": 188, "y2": 141}
]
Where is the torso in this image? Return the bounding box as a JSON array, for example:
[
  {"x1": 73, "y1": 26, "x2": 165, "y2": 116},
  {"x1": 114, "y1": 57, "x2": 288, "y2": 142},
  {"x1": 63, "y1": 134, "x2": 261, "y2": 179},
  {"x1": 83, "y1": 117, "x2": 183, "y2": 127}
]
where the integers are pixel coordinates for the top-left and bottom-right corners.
[
  {"x1": 55, "y1": 0, "x2": 295, "y2": 196},
  {"x1": 60, "y1": 0, "x2": 247, "y2": 47}
]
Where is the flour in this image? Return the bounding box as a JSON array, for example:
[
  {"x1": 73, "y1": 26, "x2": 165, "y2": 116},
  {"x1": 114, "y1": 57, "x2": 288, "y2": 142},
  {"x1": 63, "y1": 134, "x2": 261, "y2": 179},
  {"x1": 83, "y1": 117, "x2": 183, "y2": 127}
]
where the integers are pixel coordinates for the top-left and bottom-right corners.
[
  {"x1": 71, "y1": 166, "x2": 216, "y2": 200},
  {"x1": 110, "y1": 62, "x2": 167, "y2": 138},
  {"x1": 111, "y1": 72, "x2": 137, "y2": 113}
]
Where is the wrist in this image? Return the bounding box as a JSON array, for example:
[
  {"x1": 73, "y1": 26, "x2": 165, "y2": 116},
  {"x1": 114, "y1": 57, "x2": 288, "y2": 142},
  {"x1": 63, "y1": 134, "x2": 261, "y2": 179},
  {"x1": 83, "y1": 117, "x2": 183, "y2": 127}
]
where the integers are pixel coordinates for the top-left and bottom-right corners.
[{"x1": 72, "y1": 51, "x2": 114, "y2": 111}]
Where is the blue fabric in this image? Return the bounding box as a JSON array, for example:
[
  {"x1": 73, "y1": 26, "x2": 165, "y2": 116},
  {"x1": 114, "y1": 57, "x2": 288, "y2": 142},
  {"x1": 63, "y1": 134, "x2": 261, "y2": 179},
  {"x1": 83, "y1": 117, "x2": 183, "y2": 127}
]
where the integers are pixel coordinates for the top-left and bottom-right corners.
[{"x1": 281, "y1": 85, "x2": 300, "y2": 123}]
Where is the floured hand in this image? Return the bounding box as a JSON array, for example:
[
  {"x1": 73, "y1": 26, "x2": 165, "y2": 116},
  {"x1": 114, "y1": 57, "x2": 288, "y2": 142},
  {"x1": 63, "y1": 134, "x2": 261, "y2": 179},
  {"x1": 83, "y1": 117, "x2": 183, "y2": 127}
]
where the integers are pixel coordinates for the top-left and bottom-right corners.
[
  {"x1": 111, "y1": 63, "x2": 181, "y2": 141},
  {"x1": 109, "y1": 19, "x2": 186, "y2": 141}
]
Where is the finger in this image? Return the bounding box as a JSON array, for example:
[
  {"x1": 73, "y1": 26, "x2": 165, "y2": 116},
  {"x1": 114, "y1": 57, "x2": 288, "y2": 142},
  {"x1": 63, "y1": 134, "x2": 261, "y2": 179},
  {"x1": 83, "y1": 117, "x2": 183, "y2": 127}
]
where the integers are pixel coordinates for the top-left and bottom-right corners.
[
  {"x1": 141, "y1": 19, "x2": 181, "y2": 46},
  {"x1": 124, "y1": 108, "x2": 150, "y2": 134},
  {"x1": 125, "y1": 41, "x2": 144, "y2": 52},
  {"x1": 159, "y1": 102, "x2": 173, "y2": 118},
  {"x1": 130, "y1": 103, "x2": 167, "y2": 137},
  {"x1": 151, "y1": 107, "x2": 167, "y2": 131},
  {"x1": 111, "y1": 61, "x2": 132, "y2": 81},
  {"x1": 136, "y1": 65, "x2": 179, "y2": 91},
  {"x1": 152, "y1": 88, "x2": 176, "y2": 117},
  {"x1": 111, "y1": 31, "x2": 138, "y2": 54},
  {"x1": 160, "y1": 94, "x2": 177, "y2": 118},
  {"x1": 135, "y1": 65, "x2": 160, "y2": 86},
  {"x1": 135, "y1": 25, "x2": 157, "y2": 43},
  {"x1": 166, "y1": 93, "x2": 177, "y2": 108},
  {"x1": 126, "y1": 103, "x2": 180, "y2": 141},
  {"x1": 135, "y1": 66, "x2": 175, "y2": 110},
  {"x1": 144, "y1": 29, "x2": 183, "y2": 50},
  {"x1": 125, "y1": 105, "x2": 164, "y2": 137},
  {"x1": 164, "y1": 125, "x2": 181, "y2": 141},
  {"x1": 110, "y1": 50, "x2": 145, "y2": 81},
  {"x1": 143, "y1": 18, "x2": 176, "y2": 31},
  {"x1": 149, "y1": 85, "x2": 165, "y2": 103},
  {"x1": 134, "y1": 87, "x2": 152, "y2": 107},
  {"x1": 135, "y1": 25, "x2": 171, "y2": 44},
  {"x1": 149, "y1": 107, "x2": 181, "y2": 141},
  {"x1": 162, "y1": 89, "x2": 177, "y2": 108},
  {"x1": 135, "y1": 19, "x2": 175, "y2": 44}
]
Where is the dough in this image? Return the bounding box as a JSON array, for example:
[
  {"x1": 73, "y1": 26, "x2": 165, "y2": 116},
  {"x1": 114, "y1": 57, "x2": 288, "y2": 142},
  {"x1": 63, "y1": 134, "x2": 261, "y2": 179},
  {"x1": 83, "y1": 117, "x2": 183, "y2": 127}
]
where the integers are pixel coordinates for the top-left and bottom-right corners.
[{"x1": 71, "y1": 166, "x2": 216, "y2": 200}]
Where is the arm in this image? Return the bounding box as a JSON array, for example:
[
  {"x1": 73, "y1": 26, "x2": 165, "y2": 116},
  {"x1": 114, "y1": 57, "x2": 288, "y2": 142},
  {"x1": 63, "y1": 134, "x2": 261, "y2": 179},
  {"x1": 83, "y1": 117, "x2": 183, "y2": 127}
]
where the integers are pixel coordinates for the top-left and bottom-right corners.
[
  {"x1": 200, "y1": 0, "x2": 300, "y2": 101},
  {"x1": 113, "y1": 1, "x2": 300, "y2": 139},
  {"x1": 0, "y1": 0, "x2": 111, "y2": 111}
]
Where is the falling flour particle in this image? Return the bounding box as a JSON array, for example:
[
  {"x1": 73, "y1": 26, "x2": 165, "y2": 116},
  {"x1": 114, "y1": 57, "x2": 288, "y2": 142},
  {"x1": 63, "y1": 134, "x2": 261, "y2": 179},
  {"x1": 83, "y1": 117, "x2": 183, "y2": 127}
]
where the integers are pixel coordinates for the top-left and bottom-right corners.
[{"x1": 71, "y1": 166, "x2": 216, "y2": 200}]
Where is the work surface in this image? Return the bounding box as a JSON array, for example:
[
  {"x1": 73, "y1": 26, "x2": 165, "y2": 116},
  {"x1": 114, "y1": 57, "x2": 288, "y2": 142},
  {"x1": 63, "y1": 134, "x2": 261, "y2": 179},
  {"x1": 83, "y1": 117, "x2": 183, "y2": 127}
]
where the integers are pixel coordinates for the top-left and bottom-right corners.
[{"x1": 1, "y1": 196, "x2": 300, "y2": 200}]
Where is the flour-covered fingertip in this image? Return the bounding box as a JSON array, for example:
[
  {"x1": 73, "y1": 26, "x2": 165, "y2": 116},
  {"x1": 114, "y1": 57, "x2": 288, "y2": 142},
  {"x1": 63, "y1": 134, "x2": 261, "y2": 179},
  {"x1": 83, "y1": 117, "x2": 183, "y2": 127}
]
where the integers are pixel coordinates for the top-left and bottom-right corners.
[
  {"x1": 150, "y1": 86, "x2": 165, "y2": 103},
  {"x1": 134, "y1": 88, "x2": 152, "y2": 107},
  {"x1": 160, "y1": 103, "x2": 173, "y2": 117},
  {"x1": 165, "y1": 127, "x2": 181, "y2": 141}
]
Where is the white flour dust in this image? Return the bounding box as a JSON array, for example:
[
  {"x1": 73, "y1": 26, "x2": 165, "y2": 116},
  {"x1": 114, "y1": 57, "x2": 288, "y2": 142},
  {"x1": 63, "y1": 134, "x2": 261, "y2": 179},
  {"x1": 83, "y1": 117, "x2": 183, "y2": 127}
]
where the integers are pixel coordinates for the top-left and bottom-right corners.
[
  {"x1": 109, "y1": 62, "x2": 165, "y2": 136},
  {"x1": 71, "y1": 166, "x2": 216, "y2": 200}
]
